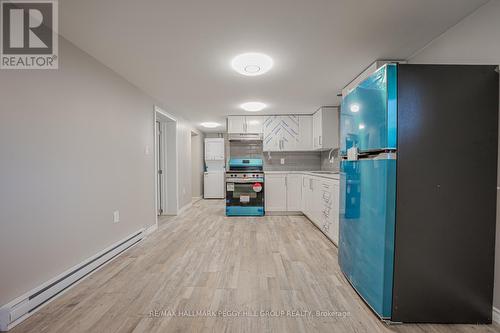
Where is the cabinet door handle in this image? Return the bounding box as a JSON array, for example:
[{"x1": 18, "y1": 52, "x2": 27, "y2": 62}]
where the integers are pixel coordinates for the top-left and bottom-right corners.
[{"x1": 319, "y1": 135, "x2": 322, "y2": 146}]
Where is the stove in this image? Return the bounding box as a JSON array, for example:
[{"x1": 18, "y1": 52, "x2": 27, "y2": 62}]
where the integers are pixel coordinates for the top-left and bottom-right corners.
[{"x1": 225, "y1": 159, "x2": 264, "y2": 216}]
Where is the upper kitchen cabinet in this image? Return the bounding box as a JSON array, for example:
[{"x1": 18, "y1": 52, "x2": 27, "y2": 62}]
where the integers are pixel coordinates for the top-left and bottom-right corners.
[
  {"x1": 263, "y1": 115, "x2": 313, "y2": 151},
  {"x1": 245, "y1": 116, "x2": 265, "y2": 133},
  {"x1": 227, "y1": 116, "x2": 264, "y2": 134},
  {"x1": 312, "y1": 107, "x2": 339, "y2": 150}
]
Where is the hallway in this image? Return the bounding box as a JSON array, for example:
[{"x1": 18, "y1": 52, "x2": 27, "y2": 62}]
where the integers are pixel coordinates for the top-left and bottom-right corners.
[{"x1": 11, "y1": 200, "x2": 500, "y2": 333}]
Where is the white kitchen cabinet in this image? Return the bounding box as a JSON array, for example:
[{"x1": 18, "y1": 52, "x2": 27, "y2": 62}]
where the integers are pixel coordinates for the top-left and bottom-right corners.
[
  {"x1": 245, "y1": 116, "x2": 265, "y2": 134},
  {"x1": 286, "y1": 174, "x2": 302, "y2": 211},
  {"x1": 227, "y1": 116, "x2": 264, "y2": 134},
  {"x1": 312, "y1": 107, "x2": 339, "y2": 150},
  {"x1": 300, "y1": 174, "x2": 340, "y2": 246},
  {"x1": 301, "y1": 175, "x2": 309, "y2": 213},
  {"x1": 265, "y1": 174, "x2": 287, "y2": 211},
  {"x1": 297, "y1": 116, "x2": 313, "y2": 150},
  {"x1": 263, "y1": 115, "x2": 312, "y2": 152},
  {"x1": 227, "y1": 116, "x2": 246, "y2": 134},
  {"x1": 327, "y1": 182, "x2": 340, "y2": 245},
  {"x1": 265, "y1": 173, "x2": 302, "y2": 212}
]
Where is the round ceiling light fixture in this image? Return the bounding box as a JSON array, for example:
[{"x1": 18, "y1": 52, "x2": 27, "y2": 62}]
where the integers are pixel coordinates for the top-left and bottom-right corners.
[
  {"x1": 200, "y1": 122, "x2": 221, "y2": 128},
  {"x1": 350, "y1": 104, "x2": 360, "y2": 113},
  {"x1": 231, "y1": 52, "x2": 273, "y2": 76},
  {"x1": 240, "y1": 102, "x2": 267, "y2": 112}
]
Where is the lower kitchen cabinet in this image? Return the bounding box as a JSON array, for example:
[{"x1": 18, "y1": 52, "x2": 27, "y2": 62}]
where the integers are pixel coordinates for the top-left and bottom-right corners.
[
  {"x1": 264, "y1": 174, "x2": 287, "y2": 211},
  {"x1": 265, "y1": 173, "x2": 302, "y2": 213},
  {"x1": 286, "y1": 174, "x2": 302, "y2": 211},
  {"x1": 270, "y1": 172, "x2": 340, "y2": 246}
]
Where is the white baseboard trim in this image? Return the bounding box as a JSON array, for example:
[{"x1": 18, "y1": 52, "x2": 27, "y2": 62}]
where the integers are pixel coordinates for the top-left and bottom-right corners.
[
  {"x1": 493, "y1": 306, "x2": 500, "y2": 325},
  {"x1": 144, "y1": 223, "x2": 158, "y2": 236},
  {"x1": 177, "y1": 202, "x2": 192, "y2": 215},
  {"x1": 0, "y1": 229, "x2": 145, "y2": 332}
]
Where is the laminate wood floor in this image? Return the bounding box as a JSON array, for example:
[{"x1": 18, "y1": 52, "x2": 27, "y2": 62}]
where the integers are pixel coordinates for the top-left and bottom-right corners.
[{"x1": 11, "y1": 200, "x2": 500, "y2": 333}]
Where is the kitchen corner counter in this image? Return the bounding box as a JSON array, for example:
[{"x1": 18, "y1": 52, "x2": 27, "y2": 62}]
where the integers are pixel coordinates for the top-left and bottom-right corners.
[{"x1": 264, "y1": 170, "x2": 340, "y2": 180}]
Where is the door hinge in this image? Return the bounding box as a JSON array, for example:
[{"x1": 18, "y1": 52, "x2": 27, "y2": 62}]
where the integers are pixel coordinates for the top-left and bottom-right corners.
[{"x1": 158, "y1": 169, "x2": 163, "y2": 175}]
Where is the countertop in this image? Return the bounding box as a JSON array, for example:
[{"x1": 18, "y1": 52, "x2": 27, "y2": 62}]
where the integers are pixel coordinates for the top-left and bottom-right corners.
[{"x1": 263, "y1": 170, "x2": 340, "y2": 180}]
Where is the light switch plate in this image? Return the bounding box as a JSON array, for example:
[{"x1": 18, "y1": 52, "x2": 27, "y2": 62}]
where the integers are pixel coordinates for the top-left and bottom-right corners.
[
  {"x1": 280, "y1": 158, "x2": 285, "y2": 165},
  {"x1": 113, "y1": 210, "x2": 120, "y2": 223}
]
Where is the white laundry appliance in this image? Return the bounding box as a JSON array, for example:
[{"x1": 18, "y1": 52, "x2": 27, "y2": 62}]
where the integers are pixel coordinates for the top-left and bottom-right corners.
[{"x1": 204, "y1": 138, "x2": 225, "y2": 199}]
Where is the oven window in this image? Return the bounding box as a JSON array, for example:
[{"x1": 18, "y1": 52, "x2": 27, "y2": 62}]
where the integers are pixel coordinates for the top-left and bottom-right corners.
[{"x1": 233, "y1": 183, "x2": 257, "y2": 199}]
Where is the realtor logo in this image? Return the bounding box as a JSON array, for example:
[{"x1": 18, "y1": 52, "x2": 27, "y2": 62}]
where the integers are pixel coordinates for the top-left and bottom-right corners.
[{"x1": 1, "y1": 0, "x2": 58, "y2": 69}]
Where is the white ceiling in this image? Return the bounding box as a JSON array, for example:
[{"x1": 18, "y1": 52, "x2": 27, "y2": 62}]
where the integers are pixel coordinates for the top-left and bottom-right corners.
[{"x1": 59, "y1": 0, "x2": 489, "y2": 132}]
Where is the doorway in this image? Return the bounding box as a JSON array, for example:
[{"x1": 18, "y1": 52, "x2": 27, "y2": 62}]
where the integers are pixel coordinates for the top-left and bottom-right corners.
[{"x1": 154, "y1": 106, "x2": 178, "y2": 228}]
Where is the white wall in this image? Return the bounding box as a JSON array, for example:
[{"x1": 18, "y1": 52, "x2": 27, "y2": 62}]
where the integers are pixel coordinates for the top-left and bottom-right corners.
[
  {"x1": 408, "y1": 0, "x2": 500, "y2": 308},
  {"x1": 0, "y1": 37, "x2": 202, "y2": 306}
]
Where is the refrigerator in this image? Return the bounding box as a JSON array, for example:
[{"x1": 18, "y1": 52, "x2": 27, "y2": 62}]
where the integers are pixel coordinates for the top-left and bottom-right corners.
[{"x1": 338, "y1": 64, "x2": 498, "y2": 323}]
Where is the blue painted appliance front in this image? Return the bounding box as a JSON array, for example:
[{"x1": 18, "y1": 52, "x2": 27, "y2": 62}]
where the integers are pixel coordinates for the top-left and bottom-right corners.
[
  {"x1": 228, "y1": 158, "x2": 263, "y2": 168},
  {"x1": 338, "y1": 64, "x2": 398, "y2": 319},
  {"x1": 226, "y1": 206, "x2": 264, "y2": 216},
  {"x1": 339, "y1": 158, "x2": 396, "y2": 318},
  {"x1": 340, "y1": 64, "x2": 397, "y2": 155}
]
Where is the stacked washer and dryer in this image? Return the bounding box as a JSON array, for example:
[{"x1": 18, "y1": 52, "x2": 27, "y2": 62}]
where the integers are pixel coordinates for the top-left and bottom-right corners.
[{"x1": 203, "y1": 138, "x2": 225, "y2": 199}]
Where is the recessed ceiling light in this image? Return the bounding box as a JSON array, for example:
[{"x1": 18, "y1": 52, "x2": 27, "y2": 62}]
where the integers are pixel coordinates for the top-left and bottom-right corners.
[
  {"x1": 231, "y1": 53, "x2": 273, "y2": 76},
  {"x1": 350, "y1": 104, "x2": 360, "y2": 113},
  {"x1": 358, "y1": 123, "x2": 365, "y2": 130},
  {"x1": 200, "y1": 122, "x2": 220, "y2": 128},
  {"x1": 240, "y1": 102, "x2": 267, "y2": 112}
]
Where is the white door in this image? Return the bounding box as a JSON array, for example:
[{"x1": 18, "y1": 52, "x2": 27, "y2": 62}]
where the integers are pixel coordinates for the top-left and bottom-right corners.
[
  {"x1": 327, "y1": 181, "x2": 340, "y2": 245},
  {"x1": 265, "y1": 174, "x2": 287, "y2": 211},
  {"x1": 303, "y1": 176, "x2": 314, "y2": 218},
  {"x1": 280, "y1": 115, "x2": 299, "y2": 151},
  {"x1": 245, "y1": 116, "x2": 264, "y2": 134},
  {"x1": 301, "y1": 175, "x2": 308, "y2": 212},
  {"x1": 310, "y1": 178, "x2": 323, "y2": 226},
  {"x1": 297, "y1": 115, "x2": 313, "y2": 150},
  {"x1": 227, "y1": 116, "x2": 246, "y2": 134},
  {"x1": 286, "y1": 174, "x2": 302, "y2": 211},
  {"x1": 204, "y1": 171, "x2": 224, "y2": 198},
  {"x1": 312, "y1": 111, "x2": 321, "y2": 149},
  {"x1": 263, "y1": 116, "x2": 282, "y2": 151}
]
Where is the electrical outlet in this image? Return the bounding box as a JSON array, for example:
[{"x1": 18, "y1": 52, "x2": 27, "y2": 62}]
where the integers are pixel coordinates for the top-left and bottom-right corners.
[
  {"x1": 280, "y1": 158, "x2": 285, "y2": 165},
  {"x1": 113, "y1": 210, "x2": 120, "y2": 223}
]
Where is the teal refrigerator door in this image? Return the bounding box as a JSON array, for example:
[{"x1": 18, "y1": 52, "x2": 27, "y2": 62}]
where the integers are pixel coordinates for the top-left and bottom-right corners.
[
  {"x1": 340, "y1": 64, "x2": 397, "y2": 155},
  {"x1": 339, "y1": 157, "x2": 396, "y2": 319}
]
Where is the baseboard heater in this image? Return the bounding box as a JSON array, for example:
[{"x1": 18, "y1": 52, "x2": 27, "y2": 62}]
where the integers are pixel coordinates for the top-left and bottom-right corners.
[{"x1": 0, "y1": 229, "x2": 145, "y2": 332}]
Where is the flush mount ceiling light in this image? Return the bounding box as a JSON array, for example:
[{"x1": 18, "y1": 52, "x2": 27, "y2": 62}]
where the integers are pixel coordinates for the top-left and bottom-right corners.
[
  {"x1": 240, "y1": 102, "x2": 267, "y2": 112},
  {"x1": 200, "y1": 122, "x2": 221, "y2": 128},
  {"x1": 231, "y1": 53, "x2": 273, "y2": 76},
  {"x1": 350, "y1": 104, "x2": 360, "y2": 113}
]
